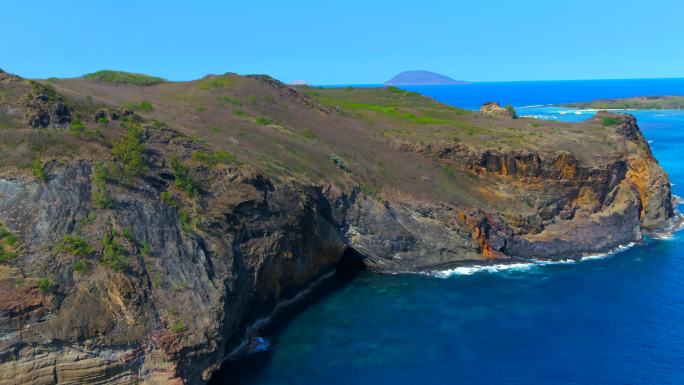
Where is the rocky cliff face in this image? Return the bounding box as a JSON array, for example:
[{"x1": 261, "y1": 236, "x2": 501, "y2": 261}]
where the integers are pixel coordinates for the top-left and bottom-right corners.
[{"x1": 0, "y1": 72, "x2": 675, "y2": 384}]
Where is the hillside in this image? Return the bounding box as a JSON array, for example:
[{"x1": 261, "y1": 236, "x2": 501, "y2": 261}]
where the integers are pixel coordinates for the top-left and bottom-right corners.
[
  {"x1": 0, "y1": 69, "x2": 674, "y2": 384},
  {"x1": 384, "y1": 70, "x2": 468, "y2": 85},
  {"x1": 561, "y1": 95, "x2": 684, "y2": 109}
]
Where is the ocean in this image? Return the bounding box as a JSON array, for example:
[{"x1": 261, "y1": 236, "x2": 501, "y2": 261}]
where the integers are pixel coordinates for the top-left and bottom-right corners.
[{"x1": 215, "y1": 79, "x2": 684, "y2": 385}]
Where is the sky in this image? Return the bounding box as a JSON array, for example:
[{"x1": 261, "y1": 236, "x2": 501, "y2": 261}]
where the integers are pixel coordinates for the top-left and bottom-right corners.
[{"x1": 2, "y1": 0, "x2": 684, "y2": 84}]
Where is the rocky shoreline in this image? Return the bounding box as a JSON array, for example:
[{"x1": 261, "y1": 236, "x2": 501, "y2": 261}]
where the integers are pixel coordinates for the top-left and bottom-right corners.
[{"x1": 0, "y1": 71, "x2": 676, "y2": 384}]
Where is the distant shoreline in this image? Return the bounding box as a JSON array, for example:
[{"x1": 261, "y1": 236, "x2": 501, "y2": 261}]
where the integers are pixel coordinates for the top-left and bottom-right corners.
[{"x1": 559, "y1": 96, "x2": 684, "y2": 110}]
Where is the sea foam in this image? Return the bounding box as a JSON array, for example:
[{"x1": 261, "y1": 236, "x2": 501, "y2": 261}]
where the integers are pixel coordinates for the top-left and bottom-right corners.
[{"x1": 431, "y1": 243, "x2": 637, "y2": 278}]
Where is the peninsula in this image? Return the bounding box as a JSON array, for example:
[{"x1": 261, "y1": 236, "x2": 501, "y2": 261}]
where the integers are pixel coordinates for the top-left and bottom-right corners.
[
  {"x1": 0, "y1": 69, "x2": 674, "y2": 384},
  {"x1": 561, "y1": 96, "x2": 684, "y2": 110}
]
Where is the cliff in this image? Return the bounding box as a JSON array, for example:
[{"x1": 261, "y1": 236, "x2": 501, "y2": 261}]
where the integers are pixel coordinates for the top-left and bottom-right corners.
[{"x1": 0, "y1": 71, "x2": 675, "y2": 384}]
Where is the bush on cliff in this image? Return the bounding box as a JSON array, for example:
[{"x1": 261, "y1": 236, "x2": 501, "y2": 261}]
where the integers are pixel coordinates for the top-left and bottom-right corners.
[
  {"x1": 84, "y1": 70, "x2": 165, "y2": 86},
  {"x1": 112, "y1": 124, "x2": 147, "y2": 177}
]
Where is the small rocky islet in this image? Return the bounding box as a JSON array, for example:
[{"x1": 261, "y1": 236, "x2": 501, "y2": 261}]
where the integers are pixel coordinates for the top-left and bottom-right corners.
[{"x1": 0, "y1": 70, "x2": 675, "y2": 384}]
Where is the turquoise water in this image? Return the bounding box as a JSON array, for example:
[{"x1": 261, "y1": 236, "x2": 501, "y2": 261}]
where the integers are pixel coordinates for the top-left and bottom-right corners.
[{"x1": 217, "y1": 81, "x2": 684, "y2": 385}]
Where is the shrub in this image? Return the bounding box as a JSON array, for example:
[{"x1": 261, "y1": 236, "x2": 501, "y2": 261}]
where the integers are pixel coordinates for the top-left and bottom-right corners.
[
  {"x1": 151, "y1": 272, "x2": 161, "y2": 289},
  {"x1": 73, "y1": 258, "x2": 90, "y2": 274},
  {"x1": 178, "y1": 211, "x2": 194, "y2": 234},
  {"x1": 197, "y1": 75, "x2": 234, "y2": 90},
  {"x1": 0, "y1": 224, "x2": 18, "y2": 263},
  {"x1": 169, "y1": 320, "x2": 187, "y2": 333},
  {"x1": 58, "y1": 235, "x2": 94, "y2": 256},
  {"x1": 124, "y1": 101, "x2": 154, "y2": 112},
  {"x1": 84, "y1": 70, "x2": 165, "y2": 86},
  {"x1": 255, "y1": 117, "x2": 272, "y2": 126},
  {"x1": 193, "y1": 149, "x2": 236, "y2": 167},
  {"x1": 102, "y1": 232, "x2": 127, "y2": 271},
  {"x1": 161, "y1": 191, "x2": 178, "y2": 207},
  {"x1": 602, "y1": 117, "x2": 621, "y2": 126},
  {"x1": 31, "y1": 160, "x2": 47, "y2": 182},
  {"x1": 37, "y1": 277, "x2": 51, "y2": 293},
  {"x1": 170, "y1": 158, "x2": 198, "y2": 197},
  {"x1": 0, "y1": 224, "x2": 17, "y2": 245},
  {"x1": 505, "y1": 105, "x2": 519, "y2": 119},
  {"x1": 70, "y1": 120, "x2": 87, "y2": 136},
  {"x1": 112, "y1": 125, "x2": 147, "y2": 177},
  {"x1": 92, "y1": 163, "x2": 113, "y2": 208},
  {"x1": 97, "y1": 116, "x2": 110, "y2": 125},
  {"x1": 172, "y1": 281, "x2": 190, "y2": 291},
  {"x1": 330, "y1": 154, "x2": 351, "y2": 173},
  {"x1": 141, "y1": 239, "x2": 150, "y2": 258}
]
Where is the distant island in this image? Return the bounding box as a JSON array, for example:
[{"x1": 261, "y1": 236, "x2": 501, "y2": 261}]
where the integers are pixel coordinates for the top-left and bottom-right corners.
[
  {"x1": 561, "y1": 96, "x2": 684, "y2": 110},
  {"x1": 384, "y1": 70, "x2": 469, "y2": 85}
]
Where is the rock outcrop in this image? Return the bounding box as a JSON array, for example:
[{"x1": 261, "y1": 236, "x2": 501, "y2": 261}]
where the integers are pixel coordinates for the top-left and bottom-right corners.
[
  {"x1": 480, "y1": 101, "x2": 516, "y2": 119},
  {"x1": 23, "y1": 83, "x2": 71, "y2": 128}
]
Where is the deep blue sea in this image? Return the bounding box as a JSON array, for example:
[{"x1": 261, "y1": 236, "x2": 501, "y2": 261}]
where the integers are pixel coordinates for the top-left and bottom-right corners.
[{"x1": 219, "y1": 79, "x2": 684, "y2": 385}]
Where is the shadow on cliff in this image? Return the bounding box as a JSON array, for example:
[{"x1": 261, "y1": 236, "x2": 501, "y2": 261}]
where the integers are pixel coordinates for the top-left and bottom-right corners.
[{"x1": 209, "y1": 247, "x2": 366, "y2": 384}]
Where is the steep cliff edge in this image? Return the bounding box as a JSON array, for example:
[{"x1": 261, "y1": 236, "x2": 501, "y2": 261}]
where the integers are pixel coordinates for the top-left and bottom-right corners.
[{"x1": 0, "y1": 71, "x2": 675, "y2": 384}]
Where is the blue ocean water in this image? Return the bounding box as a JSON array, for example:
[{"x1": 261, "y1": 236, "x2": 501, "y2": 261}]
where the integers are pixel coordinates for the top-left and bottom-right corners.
[{"x1": 219, "y1": 80, "x2": 684, "y2": 385}]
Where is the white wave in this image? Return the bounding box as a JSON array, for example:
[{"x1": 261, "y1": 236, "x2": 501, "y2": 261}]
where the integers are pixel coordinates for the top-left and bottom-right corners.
[
  {"x1": 433, "y1": 262, "x2": 534, "y2": 277},
  {"x1": 432, "y1": 243, "x2": 638, "y2": 278},
  {"x1": 531, "y1": 258, "x2": 577, "y2": 265},
  {"x1": 581, "y1": 242, "x2": 636, "y2": 261},
  {"x1": 521, "y1": 114, "x2": 558, "y2": 120},
  {"x1": 519, "y1": 104, "x2": 546, "y2": 108}
]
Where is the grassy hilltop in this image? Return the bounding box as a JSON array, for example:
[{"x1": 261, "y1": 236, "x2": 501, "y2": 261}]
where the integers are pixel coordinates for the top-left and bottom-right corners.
[{"x1": 3, "y1": 70, "x2": 623, "y2": 212}]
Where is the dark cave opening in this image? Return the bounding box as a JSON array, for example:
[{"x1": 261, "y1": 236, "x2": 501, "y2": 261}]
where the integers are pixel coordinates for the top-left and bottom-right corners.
[
  {"x1": 335, "y1": 246, "x2": 367, "y2": 282},
  {"x1": 210, "y1": 247, "x2": 368, "y2": 384}
]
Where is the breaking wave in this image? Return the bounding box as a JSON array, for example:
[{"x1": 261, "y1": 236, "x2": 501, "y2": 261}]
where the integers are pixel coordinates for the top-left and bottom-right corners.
[{"x1": 431, "y1": 243, "x2": 638, "y2": 278}]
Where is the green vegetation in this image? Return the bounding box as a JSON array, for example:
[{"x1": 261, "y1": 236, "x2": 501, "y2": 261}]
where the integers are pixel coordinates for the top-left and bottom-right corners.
[
  {"x1": 141, "y1": 239, "x2": 150, "y2": 258},
  {"x1": 92, "y1": 162, "x2": 113, "y2": 208},
  {"x1": 197, "y1": 75, "x2": 235, "y2": 90},
  {"x1": 170, "y1": 158, "x2": 198, "y2": 197},
  {"x1": 178, "y1": 210, "x2": 194, "y2": 234},
  {"x1": 256, "y1": 116, "x2": 273, "y2": 126},
  {"x1": 0, "y1": 224, "x2": 18, "y2": 263},
  {"x1": 161, "y1": 191, "x2": 178, "y2": 207},
  {"x1": 333, "y1": 101, "x2": 455, "y2": 125},
  {"x1": 561, "y1": 96, "x2": 684, "y2": 110},
  {"x1": 505, "y1": 105, "x2": 519, "y2": 119},
  {"x1": 602, "y1": 117, "x2": 621, "y2": 126},
  {"x1": 72, "y1": 258, "x2": 90, "y2": 274},
  {"x1": 172, "y1": 281, "x2": 190, "y2": 291},
  {"x1": 151, "y1": 272, "x2": 161, "y2": 289},
  {"x1": 31, "y1": 160, "x2": 47, "y2": 182},
  {"x1": 112, "y1": 124, "x2": 147, "y2": 177},
  {"x1": 58, "y1": 235, "x2": 94, "y2": 256},
  {"x1": 84, "y1": 70, "x2": 165, "y2": 86},
  {"x1": 37, "y1": 277, "x2": 51, "y2": 293},
  {"x1": 102, "y1": 231, "x2": 127, "y2": 271},
  {"x1": 442, "y1": 164, "x2": 456, "y2": 178},
  {"x1": 70, "y1": 120, "x2": 87, "y2": 136},
  {"x1": 193, "y1": 149, "x2": 236, "y2": 167},
  {"x1": 124, "y1": 100, "x2": 154, "y2": 112},
  {"x1": 331, "y1": 154, "x2": 351, "y2": 173},
  {"x1": 169, "y1": 320, "x2": 187, "y2": 333},
  {"x1": 122, "y1": 228, "x2": 135, "y2": 243}
]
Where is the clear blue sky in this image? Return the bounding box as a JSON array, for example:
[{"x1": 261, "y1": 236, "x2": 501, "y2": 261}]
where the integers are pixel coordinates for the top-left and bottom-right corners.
[{"x1": 3, "y1": 0, "x2": 683, "y2": 84}]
